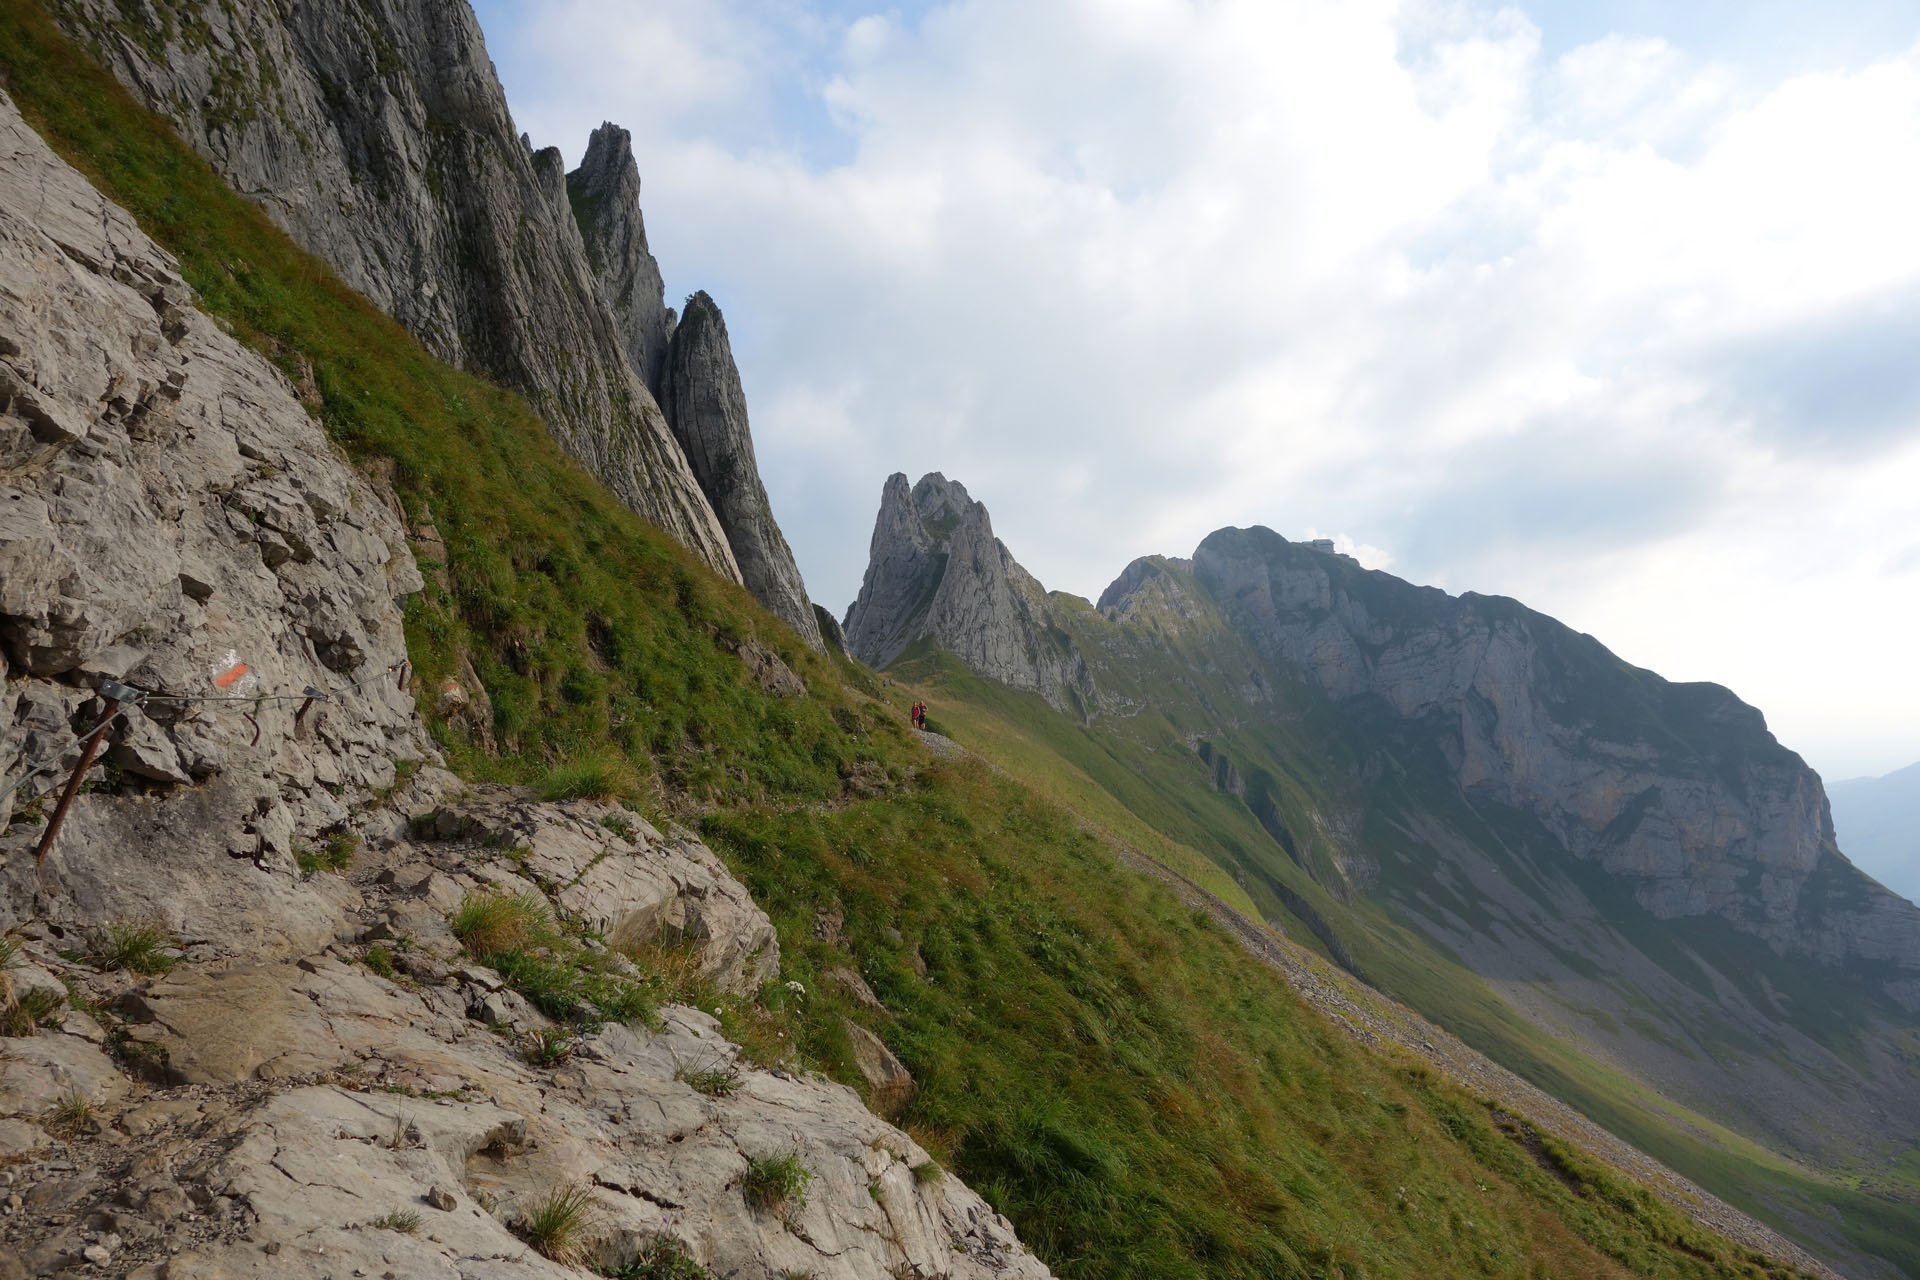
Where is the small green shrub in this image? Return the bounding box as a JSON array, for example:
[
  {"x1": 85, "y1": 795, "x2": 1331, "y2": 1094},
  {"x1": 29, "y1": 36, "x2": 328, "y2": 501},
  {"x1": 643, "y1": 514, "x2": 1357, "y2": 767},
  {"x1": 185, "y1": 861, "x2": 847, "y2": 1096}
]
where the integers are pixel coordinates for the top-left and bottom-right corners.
[
  {"x1": 450, "y1": 890, "x2": 556, "y2": 958},
  {"x1": 743, "y1": 1152, "x2": 812, "y2": 1213},
  {"x1": 387, "y1": 1114, "x2": 418, "y2": 1150},
  {"x1": 601, "y1": 1233, "x2": 709, "y2": 1279},
  {"x1": 363, "y1": 945, "x2": 396, "y2": 978},
  {"x1": 0, "y1": 985, "x2": 65, "y2": 1036},
  {"x1": 673, "y1": 1052, "x2": 741, "y2": 1098},
  {"x1": 49, "y1": 1090, "x2": 94, "y2": 1133},
  {"x1": 518, "y1": 1184, "x2": 597, "y2": 1264},
  {"x1": 525, "y1": 1026, "x2": 575, "y2": 1067},
  {"x1": 910, "y1": 1160, "x2": 943, "y2": 1186},
  {"x1": 371, "y1": 1209, "x2": 422, "y2": 1234},
  {"x1": 90, "y1": 922, "x2": 176, "y2": 975},
  {"x1": 599, "y1": 813, "x2": 636, "y2": 841}
]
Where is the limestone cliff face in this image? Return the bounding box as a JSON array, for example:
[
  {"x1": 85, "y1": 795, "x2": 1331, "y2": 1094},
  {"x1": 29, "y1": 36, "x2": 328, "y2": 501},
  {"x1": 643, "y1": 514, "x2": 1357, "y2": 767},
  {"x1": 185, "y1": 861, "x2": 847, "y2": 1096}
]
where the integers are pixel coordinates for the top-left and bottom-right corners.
[
  {"x1": 1187, "y1": 526, "x2": 1920, "y2": 1009},
  {"x1": 661, "y1": 293, "x2": 824, "y2": 651},
  {"x1": 843, "y1": 474, "x2": 1091, "y2": 711},
  {"x1": 0, "y1": 86, "x2": 428, "y2": 952},
  {"x1": 47, "y1": 0, "x2": 741, "y2": 583},
  {"x1": 566, "y1": 122, "x2": 675, "y2": 400}
]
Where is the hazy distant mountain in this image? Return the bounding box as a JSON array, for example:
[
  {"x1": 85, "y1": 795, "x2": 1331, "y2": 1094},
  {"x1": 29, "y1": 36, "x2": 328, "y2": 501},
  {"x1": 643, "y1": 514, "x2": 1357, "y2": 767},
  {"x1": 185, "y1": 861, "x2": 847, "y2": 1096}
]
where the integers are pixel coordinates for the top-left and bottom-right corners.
[{"x1": 1831, "y1": 761, "x2": 1920, "y2": 904}]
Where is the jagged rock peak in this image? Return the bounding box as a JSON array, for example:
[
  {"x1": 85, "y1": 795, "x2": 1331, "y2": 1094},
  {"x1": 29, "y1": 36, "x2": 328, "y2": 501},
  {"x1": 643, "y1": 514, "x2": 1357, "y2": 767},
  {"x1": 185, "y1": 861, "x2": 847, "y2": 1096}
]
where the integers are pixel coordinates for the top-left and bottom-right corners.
[
  {"x1": 567, "y1": 122, "x2": 676, "y2": 398},
  {"x1": 843, "y1": 473, "x2": 1092, "y2": 712},
  {"x1": 48, "y1": 0, "x2": 742, "y2": 585},
  {"x1": 1097, "y1": 555, "x2": 1209, "y2": 636},
  {"x1": 662, "y1": 291, "x2": 824, "y2": 652}
]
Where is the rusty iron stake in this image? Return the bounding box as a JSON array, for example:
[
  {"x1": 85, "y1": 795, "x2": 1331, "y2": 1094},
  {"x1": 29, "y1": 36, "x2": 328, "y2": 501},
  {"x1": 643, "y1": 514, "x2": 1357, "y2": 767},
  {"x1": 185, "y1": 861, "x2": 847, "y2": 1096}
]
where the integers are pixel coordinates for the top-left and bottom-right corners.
[{"x1": 33, "y1": 688, "x2": 129, "y2": 863}]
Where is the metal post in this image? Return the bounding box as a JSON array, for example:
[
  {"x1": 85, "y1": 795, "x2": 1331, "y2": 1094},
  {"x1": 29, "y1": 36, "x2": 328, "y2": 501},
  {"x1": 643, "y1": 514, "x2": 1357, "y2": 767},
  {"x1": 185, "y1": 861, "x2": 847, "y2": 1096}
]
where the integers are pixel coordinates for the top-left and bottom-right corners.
[{"x1": 33, "y1": 681, "x2": 138, "y2": 863}]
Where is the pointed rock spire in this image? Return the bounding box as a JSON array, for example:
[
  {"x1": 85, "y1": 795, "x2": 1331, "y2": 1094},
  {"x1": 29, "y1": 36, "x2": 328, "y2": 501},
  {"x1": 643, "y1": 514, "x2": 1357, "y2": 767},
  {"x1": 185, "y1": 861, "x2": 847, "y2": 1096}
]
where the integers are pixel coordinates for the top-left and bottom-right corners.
[
  {"x1": 843, "y1": 473, "x2": 1093, "y2": 710},
  {"x1": 566, "y1": 122, "x2": 675, "y2": 398},
  {"x1": 662, "y1": 292, "x2": 824, "y2": 652}
]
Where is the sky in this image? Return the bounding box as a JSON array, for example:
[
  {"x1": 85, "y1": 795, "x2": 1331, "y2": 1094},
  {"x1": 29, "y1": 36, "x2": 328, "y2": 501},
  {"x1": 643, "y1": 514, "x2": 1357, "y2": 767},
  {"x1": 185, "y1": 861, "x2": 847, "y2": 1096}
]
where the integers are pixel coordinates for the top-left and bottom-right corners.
[{"x1": 470, "y1": 0, "x2": 1920, "y2": 782}]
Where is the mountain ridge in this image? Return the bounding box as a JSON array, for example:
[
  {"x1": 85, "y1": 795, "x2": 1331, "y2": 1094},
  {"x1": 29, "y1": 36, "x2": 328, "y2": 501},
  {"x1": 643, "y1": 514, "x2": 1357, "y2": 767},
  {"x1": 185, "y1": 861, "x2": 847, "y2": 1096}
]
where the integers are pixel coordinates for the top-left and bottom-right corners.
[
  {"x1": 0, "y1": 4, "x2": 1904, "y2": 1276},
  {"x1": 852, "y1": 470, "x2": 1920, "y2": 1273}
]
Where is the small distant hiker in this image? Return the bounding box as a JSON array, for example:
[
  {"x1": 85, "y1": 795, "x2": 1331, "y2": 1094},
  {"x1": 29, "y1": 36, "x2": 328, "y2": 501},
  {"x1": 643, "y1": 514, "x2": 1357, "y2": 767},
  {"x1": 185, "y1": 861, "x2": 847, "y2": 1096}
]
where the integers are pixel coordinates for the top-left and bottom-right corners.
[{"x1": 911, "y1": 701, "x2": 925, "y2": 730}]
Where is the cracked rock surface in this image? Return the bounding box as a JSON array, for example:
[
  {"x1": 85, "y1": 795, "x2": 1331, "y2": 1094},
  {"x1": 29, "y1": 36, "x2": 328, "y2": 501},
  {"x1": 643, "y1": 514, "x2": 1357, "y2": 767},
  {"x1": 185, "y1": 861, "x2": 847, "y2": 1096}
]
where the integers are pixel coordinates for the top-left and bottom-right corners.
[
  {"x1": 1, "y1": 86, "x2": 427, "y2": 953},
  {"x1": 0, "y1": 776, "x2": 1048, "y2": 1280}
]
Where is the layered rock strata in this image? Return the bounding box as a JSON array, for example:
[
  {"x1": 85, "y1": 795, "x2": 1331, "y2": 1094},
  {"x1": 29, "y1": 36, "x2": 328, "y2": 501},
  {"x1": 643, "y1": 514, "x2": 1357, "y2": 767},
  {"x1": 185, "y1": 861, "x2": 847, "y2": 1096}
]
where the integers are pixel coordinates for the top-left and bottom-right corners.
[
  {"x1": 47, "y1": 0, "x2": 741, "y2": 582},
  {"x1": 1185, "y1": 526, "x2": 1920, "y2": 1009},
  {"x1": 843, "y1": 474, "x2": 1091, "y2": 710},
  {"x1": 0, "y1": 87, "x2": 427, "y2": 952},
  {"x1": 661, "y1": 293, "x2": 824, "y2": 651}
]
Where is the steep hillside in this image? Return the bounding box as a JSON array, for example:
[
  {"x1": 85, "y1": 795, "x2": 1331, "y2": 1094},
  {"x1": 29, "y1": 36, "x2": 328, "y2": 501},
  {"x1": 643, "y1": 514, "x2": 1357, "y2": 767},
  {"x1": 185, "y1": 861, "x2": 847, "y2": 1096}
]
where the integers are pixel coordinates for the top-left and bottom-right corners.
[
  {"x1": 0, "y1": 6, "x2": 1857, "y2": 1279},
  {"x1": 43, "y1": 0, "x2": 827, "y2": 647},
  {"x1": 1830, "y1": 764, "x2": 1920, "y2": 906},
  {"x1": 857, "y1": 474, "x2": 1920, "y2": 1278}
]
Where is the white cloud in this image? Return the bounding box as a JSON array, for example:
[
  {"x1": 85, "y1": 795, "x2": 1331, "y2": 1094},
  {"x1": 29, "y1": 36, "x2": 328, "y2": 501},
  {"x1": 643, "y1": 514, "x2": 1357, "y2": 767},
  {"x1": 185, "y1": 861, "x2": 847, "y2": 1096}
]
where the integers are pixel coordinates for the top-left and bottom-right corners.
[{"x1": 476, "y1": 0, "x2": 1920, "y2": 778}]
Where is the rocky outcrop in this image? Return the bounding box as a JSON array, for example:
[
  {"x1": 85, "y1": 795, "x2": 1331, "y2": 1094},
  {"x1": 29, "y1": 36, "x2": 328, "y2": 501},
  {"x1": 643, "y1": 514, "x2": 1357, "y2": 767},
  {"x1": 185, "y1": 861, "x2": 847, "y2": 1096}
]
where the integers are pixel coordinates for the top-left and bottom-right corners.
[
  {"x1": 1187, "y1": 526, "x2": 1920, "y2": 1008},
  {"x1": 565, "y1": 123, "x2": 675, "y2": 400},
  {"x1": 410, "y1": 789, "x2": 781, "y2": 995},
  {"x1": 0, "y1": 87, "x2": 428, "y2": 953},
  {"x1": 0, "y1": 768, "x2": 1051, "y2": 1280},
  {"x1": 46, "y1": 0, "x2": 742, "y2": 583},
  {"x1": 661, "y1": 293, "x2": 824, "y2": 651},
  {"x1": 843, "y1": 474, "x2": 1091, "y2": 710}
]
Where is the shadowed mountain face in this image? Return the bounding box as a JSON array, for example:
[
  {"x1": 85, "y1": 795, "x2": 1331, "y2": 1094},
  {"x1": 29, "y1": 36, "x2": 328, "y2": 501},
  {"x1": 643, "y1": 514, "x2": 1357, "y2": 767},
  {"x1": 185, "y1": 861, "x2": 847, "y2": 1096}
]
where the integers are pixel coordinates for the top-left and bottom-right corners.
[
  {"x1": 848, "y1": 473, "x2": 1920, "y2": 1235},
  {"x1": 1830, "y1": 762, "x2": 1920, "y2": 906}
]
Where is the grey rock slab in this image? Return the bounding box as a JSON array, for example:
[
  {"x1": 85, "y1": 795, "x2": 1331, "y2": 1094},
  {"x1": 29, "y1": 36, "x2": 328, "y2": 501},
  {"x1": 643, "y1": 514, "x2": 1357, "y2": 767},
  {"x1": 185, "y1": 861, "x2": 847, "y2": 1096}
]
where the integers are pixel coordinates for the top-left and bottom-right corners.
[
  {"x1": 432, "y1": 791, "x2": 779, "y2": 994},
  {"x1": 842, "y1": 1019, "x2": 915, "y2": 1116},
  {"x1": 0, "y1": 1032, "x2": 129, "y2": 1116}
]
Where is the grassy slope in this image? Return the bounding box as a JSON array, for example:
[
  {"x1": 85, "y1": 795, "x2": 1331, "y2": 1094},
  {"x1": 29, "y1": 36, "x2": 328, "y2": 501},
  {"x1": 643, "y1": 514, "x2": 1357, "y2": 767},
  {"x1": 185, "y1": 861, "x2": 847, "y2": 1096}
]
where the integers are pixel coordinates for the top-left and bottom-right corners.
[
  {"x1": 0, "y1": 7, "x2": 1842, "y2": 1276},
  {"x1": 888, "y1": 580, "x2": 1920, "y2": 1278}
]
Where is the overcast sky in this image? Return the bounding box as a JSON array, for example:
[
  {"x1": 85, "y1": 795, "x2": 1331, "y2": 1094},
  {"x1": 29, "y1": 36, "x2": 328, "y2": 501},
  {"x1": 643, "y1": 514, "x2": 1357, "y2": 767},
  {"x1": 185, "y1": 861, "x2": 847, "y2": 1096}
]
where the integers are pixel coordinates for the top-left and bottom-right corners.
[{"x1": 471, "y1": 0, "x2": 1920, "y2": 782}]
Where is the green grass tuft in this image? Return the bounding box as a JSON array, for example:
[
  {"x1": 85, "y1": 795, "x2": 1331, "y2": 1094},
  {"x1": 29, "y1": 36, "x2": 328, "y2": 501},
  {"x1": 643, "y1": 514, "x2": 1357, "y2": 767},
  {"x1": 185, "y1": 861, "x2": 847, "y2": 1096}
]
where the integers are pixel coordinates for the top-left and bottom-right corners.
[
  {"x1": 88, "y1": 922, "x2": 177, "y2": 975},
  {"x1": 743, "y1": 1152, "x2": 812, "y2": 1213},
  {"x1": 518, "y1": 1184, "x2": 597, "y2": 1265},
  {"x1": 1, "y1": 984, "x2": 65, "y2": 1036},
  {"x1": 363, "y1": 945, "x2": 396, "y2": 979},
  {"x1": 673, "y1": 1052, "x2": 742, "y2": 1098},
  {"x1": 450, "y1": 891, "x2": 556, "y2": 957},
  {"x1": 540, "y1": 752, "x2": 641, "y2": 803},
  {"x1": 600, "y1": 1234, "x2": 709, "y2": 1279}
]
